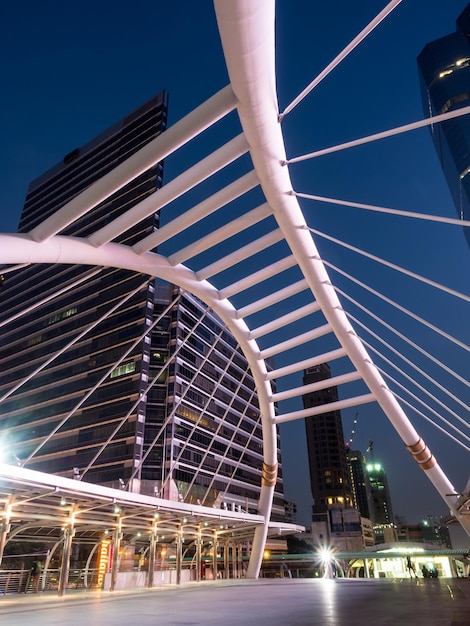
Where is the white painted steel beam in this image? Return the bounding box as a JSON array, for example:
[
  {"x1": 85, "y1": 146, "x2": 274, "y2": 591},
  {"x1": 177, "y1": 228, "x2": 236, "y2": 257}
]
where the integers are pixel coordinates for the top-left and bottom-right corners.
[
  {"x1": 135, "y1": 170, "x2": 260, "y2": 253},
  {"x1": 274, "y1": 393, "x2": 376, "y2": 424},
  {"x1": 236, "y1": 279, "x2": 309, "y2": 318},
  {"x1": 169, "y1": 203, "x2": 272, "y2": 266},
  {"x1": 249, "y1": 301, "x2": 321, "y2": 339},
  {"x1": 265, "y1": 348, "x2": 348, "y2": 381},
  {"x1": 89, "y1": 134, "x2": 250, "y2": 247},
  {"x1": 259, "y1": 324, "x2": 332, "y2": 360},
  {"x1": 29, "y1": 86, "x2": 237, "y2": 243},
  {"x1": 196, "y1": 229, "x2": 284, "y2": 281},
  {"x1": 2, "y1": 0, "x2": 468, "y2": 586},
  {"x1": 219, "y1": 255, "x2": 297, "y2": 299},
  {"x1": 214, "y1": 0, "x2": 470, "y2": 576},
  {"x1": 272, "y1": 370, "x2": 362, "y2": 402}
]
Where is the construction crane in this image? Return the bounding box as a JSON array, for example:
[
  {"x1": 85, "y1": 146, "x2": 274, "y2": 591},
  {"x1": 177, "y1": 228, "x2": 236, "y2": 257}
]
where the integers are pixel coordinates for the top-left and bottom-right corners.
[{"x1": 346, "y1": 412, "x2": 360, "y2": 449}]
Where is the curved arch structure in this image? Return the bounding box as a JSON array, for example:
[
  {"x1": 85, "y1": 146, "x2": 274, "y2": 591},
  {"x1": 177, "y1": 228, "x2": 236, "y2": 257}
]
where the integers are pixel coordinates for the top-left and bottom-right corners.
[{"x1": 1, "y1": 0, "x2": 469, "y2": 578}]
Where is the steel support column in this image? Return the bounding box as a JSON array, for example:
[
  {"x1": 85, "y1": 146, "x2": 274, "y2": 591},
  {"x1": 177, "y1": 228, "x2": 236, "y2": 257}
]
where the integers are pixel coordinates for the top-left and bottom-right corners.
[
  {"x1": 224, "y1": 541, "x2": 230, "y2": 579},
  {"x1": 195, "y1": 532, "x2": 202, "y2": 582},
  {"x1": 58, "y1": 523, "x2": 74, "y2": 597},
  {"x1": 212, "y1": 532, "x2": 218, "y2": 580},
  {"x1": 175, "y1": 532, "x2": 183, "y2": 585},
  {"x1": 147, "y1": 528, "x2": 157, "y2": 588},
  {"x1": 110, "y1": 520, "x2": 122, "y2": 592}
]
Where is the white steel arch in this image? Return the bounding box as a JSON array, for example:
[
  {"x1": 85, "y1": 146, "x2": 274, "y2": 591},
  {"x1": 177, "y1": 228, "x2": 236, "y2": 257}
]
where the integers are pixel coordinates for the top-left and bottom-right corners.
[{"x1": 1, "y1": 0, "x2": 469, "y2": 579}]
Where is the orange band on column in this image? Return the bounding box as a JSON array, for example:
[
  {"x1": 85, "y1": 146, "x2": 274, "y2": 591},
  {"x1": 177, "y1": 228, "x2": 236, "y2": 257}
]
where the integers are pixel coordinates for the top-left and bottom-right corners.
[
  {"x1": 262, "y1": 463, "x2": 278, "y2": 487},
  {"x1": 406, "y1": 438, "x2": 436, "y2": 470}
]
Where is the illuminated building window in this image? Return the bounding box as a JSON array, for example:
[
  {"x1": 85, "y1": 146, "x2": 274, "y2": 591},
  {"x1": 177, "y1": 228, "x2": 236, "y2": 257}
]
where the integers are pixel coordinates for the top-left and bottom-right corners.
[
  {"x1": 45, "y1": 307, "x2": 78, "y2": 326},
  {"x1": 28, "y1": 334, "x2": 43, "y2": 347},
  {"x1": 110, "y1": 361, "x2": 136, "y2": 378}
]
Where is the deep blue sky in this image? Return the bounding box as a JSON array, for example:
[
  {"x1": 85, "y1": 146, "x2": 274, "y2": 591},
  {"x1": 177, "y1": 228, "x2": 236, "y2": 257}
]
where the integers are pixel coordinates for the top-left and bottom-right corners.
[{"x1": 1, "y1": 1, "x2": 469, "y2": 532}]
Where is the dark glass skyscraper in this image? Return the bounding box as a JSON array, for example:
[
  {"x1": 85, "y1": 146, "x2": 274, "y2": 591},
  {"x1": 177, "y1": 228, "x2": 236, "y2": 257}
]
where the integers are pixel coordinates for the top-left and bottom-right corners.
[
  {"x1": 0, "y1": 95, "x2": 285, "y2": 519},
  {"x1": 302, "y1": 363, "x2": 352, "y2": 515},
  {"x1": 0, "y1": 92, "x2": 168, "y2": 484},
  {"x1": 143, "y1": 282, "x2": 285, "y2": 520},
  {"x1": 417, "y1": 3, "x2": 470, "y2": 248}
]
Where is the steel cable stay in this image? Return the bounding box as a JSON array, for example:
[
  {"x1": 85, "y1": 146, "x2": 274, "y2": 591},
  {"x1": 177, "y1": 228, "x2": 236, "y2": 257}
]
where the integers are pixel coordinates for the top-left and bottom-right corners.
[
  {"x1": 203, "y1": 389, "x2": 261, "y2": 508},
  {"x1": 83, "y1": 292, "x2": 221, "y2": 483},
  {"x1": 388, "y1": 390, "x2": 470, "y2": 453},
  {"x1": 284, "y1": 103, "x2": 470, "y2": 165},
  {"x1": 293, "y1": 192, "x2": 470, "y2": 229},
  {"x1": 374, "y1": 363, "x2": 470, "y2": 450},
  {"x1": 347, "y1": 313, "x2": 470, "y2": 432},
  {"x1": 0, "y1": 266, "x2": 103, "y2": 330},
  {"x1": 0, "y1": 269, "x2": 142, "y2": 405},
  {"x1": 20, "y1": 278, "x2": 167, "y2": 467},
  {"x1": 79, "y1": 291, "x2": 185, "y2": 480},
  {"x1": 185, "y1": 376, "x2": 257, "y2": 508},
  {"x1": 151, "y1": 320, "x2": 235, "y2": 499},
  {"x1": 279, "y1": 0, "x2": 403, "y2": 120},
  {"x1": 125, "y1": 306, "x2": 228, "y2": 488},
  {"x1": 307, "y1": 226, "x2": 470, "y2": 308},
  {"x1": 323, "y1": 260, "x2": 470, "y2": 366},
  {"x1": 344, "y1": 303, "x2": 470, "y2": 419}
]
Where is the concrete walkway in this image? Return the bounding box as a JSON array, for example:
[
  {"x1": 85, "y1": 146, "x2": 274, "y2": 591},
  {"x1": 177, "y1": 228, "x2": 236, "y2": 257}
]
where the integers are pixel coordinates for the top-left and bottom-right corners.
[{"x1": 0, "y1": 578, "x2": 469, "y2": 625}]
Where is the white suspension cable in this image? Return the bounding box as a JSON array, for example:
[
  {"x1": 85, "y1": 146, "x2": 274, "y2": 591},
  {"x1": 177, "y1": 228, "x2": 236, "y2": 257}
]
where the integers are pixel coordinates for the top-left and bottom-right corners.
[
  {"x1": 286, "y1": 103, "x2": 470, "y2": 164},
  {"x1": 336, "y1": 280, "x2": 470, "y2": 387},
  {"x1": 199, "y1": 384, "x2": 258, "y2": 506},
  {"x1": 294, "y1": 191, "x2": 470, "y2": 228},
  {"x1": 86, "y1": 293, "x2": 228, "y2": 483},
  {"x1": 279, "y1": 0, "x2": 402, "y2": 120},
  {"x1": 0, "y1": 267, "x2": 102, "y2": 330},
  {"x1": 23, "y1": 281, "x2": 167, "y2": 467},
  {"x1": 308, "y1": 225, "x2": 470, "y2": 306},
  {"x1": 391, "y1": 389, "x2": 470, "y2": 453},
  {"x1": 375, "y1": 364, "x2": 470, "y2": 446},
  {"x1": 349, "y1": 312, "x2": 470, "y2": 427},
  {"x1": 324, "y1": 261, "x2": 470, "y2": 356},
  {"x1": 154, "y1": 322, "x2": 232, "y2": 495},
  {"x1": 0, "y1": 275, "x2": 147, "y2": 403}
]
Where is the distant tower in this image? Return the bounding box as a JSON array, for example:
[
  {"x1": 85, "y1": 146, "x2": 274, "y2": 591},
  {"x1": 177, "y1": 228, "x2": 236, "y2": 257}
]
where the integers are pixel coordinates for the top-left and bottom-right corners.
[
  {"x1": 347, "y1": 449, "x2": 371, "y2": 519},
  {"x1": 365, "y1": 460, "x2": 395, "y2": 543},
  {"x1": 302, "y1": 363, "x2": 352, "y2": 515},
  {"x1": 417, "y1": 4, "x2": 470, "y2": 248}
]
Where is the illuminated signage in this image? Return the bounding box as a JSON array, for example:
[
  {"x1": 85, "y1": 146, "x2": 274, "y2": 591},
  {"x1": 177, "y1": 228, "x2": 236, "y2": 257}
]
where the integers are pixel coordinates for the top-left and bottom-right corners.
[{"x1": 97, "y1": 539, "x2": 111, "y2": 588}]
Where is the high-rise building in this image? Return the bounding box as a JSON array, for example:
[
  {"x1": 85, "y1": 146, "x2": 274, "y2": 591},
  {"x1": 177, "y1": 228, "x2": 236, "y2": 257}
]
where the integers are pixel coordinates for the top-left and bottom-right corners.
[
  {"x1": 417, "y1": 3, "x2": 470, "y2": 248},
  {"x1": 0, "y1": 92, "x2": 168, "y2": 484},
  {"x1": 142, "y1": 281, "x2": 285, "y2": 520},
  {"x1": 302, "y1": 363, "x2": 352, "y2": 515},
  {"x1": 347, "y1": 448, "x2": 371, "y2": 520},
  {"x1": 365, "y1": 461, "x2": 395, "y2": 544},
  {"x1": 0, "y1": 96, "x2": 285, "y2": 519}
]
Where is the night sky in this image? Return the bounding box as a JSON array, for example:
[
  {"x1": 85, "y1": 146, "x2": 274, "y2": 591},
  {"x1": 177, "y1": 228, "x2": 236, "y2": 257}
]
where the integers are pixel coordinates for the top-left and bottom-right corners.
[{"x1": 1, "y1": 1, "x2": 469, "y2": 534}]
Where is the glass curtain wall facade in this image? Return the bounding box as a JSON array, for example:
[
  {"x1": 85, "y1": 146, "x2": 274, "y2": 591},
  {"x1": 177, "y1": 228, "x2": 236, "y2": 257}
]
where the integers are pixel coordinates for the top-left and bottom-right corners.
[
  {"x1": 142, "y1": 283, "x2": 286, "y2": 520},
  {"x1": 0, "y1": 95, "x2": 286, "y2": 520},
  {"x1": 0, "y1": 93, "x2": 167, "y2": 484},
  {"x1": 417, "y1": 3, "x2": 470, "y2": 248}
]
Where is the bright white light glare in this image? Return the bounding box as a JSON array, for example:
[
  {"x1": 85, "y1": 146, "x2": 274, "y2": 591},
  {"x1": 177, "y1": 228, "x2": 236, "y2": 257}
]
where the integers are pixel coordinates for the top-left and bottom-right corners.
[{"x1": 319, "y1": 548, "x2": 332, "y2": 564}]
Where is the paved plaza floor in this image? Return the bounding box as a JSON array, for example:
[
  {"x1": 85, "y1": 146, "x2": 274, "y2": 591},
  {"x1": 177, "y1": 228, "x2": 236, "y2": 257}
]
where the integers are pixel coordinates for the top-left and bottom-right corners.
[{"x1": 0, "y1": 578, "x2": 469, "y2": 626}]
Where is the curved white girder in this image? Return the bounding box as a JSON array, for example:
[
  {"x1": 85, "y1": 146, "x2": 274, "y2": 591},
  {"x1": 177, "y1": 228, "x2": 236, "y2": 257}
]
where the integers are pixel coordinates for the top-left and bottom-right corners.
[
  {"x1": 0, "y1": 232, "x2": 279, "y2": 577},
  {"x1": 213, "y1": 0, "x2": 469, "y2": 562},
  {"x1": 1, "y1": 0, "x2": 468, "y2": 581}
]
